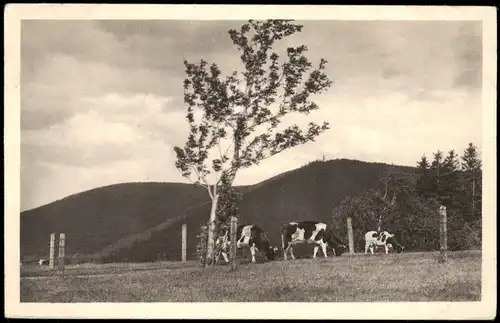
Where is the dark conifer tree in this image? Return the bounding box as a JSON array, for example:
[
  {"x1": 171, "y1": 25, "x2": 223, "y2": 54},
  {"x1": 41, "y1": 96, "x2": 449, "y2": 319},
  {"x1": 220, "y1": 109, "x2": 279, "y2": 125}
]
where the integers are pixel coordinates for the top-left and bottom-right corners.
[
  {"x1": 459, "y1": 143, "x2": 482, "y2": 248},
  {"x1": 416, "y1": 154, "x2": 432, "y2": 198},
  {"x1": 429, "y1": 150, "x2": 445, "y2": 203},
  {"x1": 440, "y1": 149, "x2": 461, "y2": 209},
  {"x1": 460, "y1": 142, "x2": 482, "y2": 222}
]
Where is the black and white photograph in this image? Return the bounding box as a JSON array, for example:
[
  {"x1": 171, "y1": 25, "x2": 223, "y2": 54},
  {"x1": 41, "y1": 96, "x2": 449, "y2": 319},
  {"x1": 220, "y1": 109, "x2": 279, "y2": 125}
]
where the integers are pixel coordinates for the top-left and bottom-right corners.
[{"x1": 4, "y1": 4, "x2": 497, "y2": 320}]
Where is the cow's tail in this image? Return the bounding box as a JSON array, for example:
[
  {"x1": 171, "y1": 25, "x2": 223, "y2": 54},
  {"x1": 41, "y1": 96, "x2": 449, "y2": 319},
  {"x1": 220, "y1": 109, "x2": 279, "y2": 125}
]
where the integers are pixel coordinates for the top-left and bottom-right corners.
[{"x1": 262, "y1": 232, "x2": 272, "y2": 245}]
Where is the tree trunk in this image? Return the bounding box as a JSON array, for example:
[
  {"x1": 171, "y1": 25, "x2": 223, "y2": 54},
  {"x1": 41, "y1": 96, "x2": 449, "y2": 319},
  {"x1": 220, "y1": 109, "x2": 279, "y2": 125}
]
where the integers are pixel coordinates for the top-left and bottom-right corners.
[{"x1": 205, "y1": 192, "x2": 219, "y2": 266}]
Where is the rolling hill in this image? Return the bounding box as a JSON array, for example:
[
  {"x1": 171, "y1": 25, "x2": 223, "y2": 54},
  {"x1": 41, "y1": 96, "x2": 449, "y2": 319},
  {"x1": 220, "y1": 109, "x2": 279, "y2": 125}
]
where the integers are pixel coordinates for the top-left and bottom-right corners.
[
  {"x1": 20, "y1": 182, "x2": 218, "y2": 262},
  {"x1": 20, "y1": 158, "x2": 416, "y2": 263}
]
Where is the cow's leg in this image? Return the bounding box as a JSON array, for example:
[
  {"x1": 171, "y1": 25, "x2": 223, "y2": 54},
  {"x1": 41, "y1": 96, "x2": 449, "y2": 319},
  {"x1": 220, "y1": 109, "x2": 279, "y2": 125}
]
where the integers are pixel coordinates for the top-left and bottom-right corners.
[
  {"x1": 321, "y1": 242, "x2": 328, "y2": 258},
  {"x1": 236, "y1": 238, "x2": 243, "y2": 249},
  {"x1": 385, "y1": 244, "x2": 389, "y2": 254},
  {"x1": 313, "y1": 245, "x2": 319, "y2": 259},
  {"x1": 289, "y1": 245, "x2": 296, "y2": 260},
  {"x1": 221, "y1": 251, "x2": 229, "y2": 263},
  {"x1": 365, "y1": 242, "x2": 369, "y2": 254},
  {"x1": 250, "y1": 244, "x2": 257, "y2": 263},
  {"x1": 281, "y1": 235, "x2": 287, "y2": 260},
  {"x1": 284, "y1": 244, "x2": 292, "y2": 261},
  {"x1": 369, "y1": 244, "x2": 374, "y2": 254},
  {"x1": 284, "y1": 241, "x2": 294, "y2": 261}
]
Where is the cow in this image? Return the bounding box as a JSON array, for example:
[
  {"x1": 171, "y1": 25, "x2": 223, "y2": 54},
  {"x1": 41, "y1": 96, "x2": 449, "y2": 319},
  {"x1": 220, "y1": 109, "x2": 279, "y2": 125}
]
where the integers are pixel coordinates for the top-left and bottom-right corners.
[
  {"x1": 281, "y1": 221, "x2": 347, "y2": 260},
  {"x1": 364, "y1": 230, "x2": 404, "y2": 254},
  {"x1": 38, "y1": 259, "x2": 47, "y2": 266},
  {"x1": 216, "y1": 224, "x2": 278, "y2": 264}
]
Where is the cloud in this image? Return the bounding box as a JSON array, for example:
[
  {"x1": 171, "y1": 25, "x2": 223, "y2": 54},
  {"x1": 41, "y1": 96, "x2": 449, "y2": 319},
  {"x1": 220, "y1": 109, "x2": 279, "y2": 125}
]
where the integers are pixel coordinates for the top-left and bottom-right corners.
[
  {"x1": 307, "y1": 87, "x2": 482, "y2": 164},
  {"x1": 32, "y1": 110, "x2": 144, "y2": 145},
  {"x1": 22, "y1": 92, "x2": 186, "y2": 166},
  {"x1": 82, "y1": 93, "x2": 191, "y2": 147},
  {"x1": 97, "y1": 20, "x2": 243, "y2": 58},
  {"x1": 21, "y1": 52, "x2": 185, "y2": 130},
  {"x1": 286, "y1": 20, "x2": 482, "y2": 91}
]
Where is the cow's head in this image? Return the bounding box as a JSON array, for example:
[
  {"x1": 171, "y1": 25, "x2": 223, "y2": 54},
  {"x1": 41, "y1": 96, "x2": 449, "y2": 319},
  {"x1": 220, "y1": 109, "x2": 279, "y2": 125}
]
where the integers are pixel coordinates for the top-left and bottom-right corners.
[
  {"x1": 333, "y1": 244, "x2": 347, "y2": 257},
  {"x1": 393, "y1": 243, "x2": 404, "y2": 253},
  {"x1": 386, "y1": 235, "x2": 404, "y2": 253},
  {"x1": 266, "y1": 246, "x2": 278, "y2": 261},
  {"x1": 327, "y1": 233, "x2": 347, "y2": 257}
]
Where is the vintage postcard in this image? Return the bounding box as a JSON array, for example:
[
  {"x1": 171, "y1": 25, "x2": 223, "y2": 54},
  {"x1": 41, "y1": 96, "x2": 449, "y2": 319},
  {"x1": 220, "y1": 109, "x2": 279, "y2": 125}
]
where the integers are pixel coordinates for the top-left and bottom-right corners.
[{"x1": 4, "y1": 4, "x2": 497, "y2": 320}]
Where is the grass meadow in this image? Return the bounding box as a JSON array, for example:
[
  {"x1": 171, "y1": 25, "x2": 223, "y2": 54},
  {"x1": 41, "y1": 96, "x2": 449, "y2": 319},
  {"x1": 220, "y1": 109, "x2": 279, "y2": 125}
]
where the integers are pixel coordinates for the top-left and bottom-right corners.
[{"x1": 20, "y1": 250, "x2": 481, "y2": 302}]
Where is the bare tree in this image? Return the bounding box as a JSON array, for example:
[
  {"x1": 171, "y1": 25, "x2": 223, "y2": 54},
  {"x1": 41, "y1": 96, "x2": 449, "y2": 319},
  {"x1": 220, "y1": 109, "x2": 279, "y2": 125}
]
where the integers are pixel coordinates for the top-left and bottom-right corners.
[{"x1": 375, "y1": 166, "x2": 416, "y2": 232}]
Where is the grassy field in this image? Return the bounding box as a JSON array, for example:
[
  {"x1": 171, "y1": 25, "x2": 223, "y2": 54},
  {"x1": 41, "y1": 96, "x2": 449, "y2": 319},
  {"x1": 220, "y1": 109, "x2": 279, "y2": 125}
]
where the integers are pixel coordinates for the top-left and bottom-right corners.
[{"x1": 20, "y1": 250, "x2": 481, "y2": 302}]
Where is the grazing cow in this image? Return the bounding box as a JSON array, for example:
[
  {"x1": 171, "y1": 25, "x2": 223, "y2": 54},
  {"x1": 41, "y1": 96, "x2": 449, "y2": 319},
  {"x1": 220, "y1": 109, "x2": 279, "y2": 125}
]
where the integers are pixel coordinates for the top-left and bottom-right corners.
[
  {"x1": 364, "y1": 230, "x2": 404, "y2": 254},
  {"x1": 217, "y1": 224, "x2": 278, "y2": 264},
  {"x1": 38, "y1": 259, "x2": 47, "y2": 266},
  {"x1": 281, "y1": 221, "x2": 347, "y2": 260}
]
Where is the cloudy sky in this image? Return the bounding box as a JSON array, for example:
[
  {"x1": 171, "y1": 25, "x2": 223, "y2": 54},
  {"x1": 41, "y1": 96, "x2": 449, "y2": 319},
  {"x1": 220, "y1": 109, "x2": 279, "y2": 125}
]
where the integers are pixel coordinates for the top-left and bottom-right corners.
[{"x1": 20, "y1": 19, "x2": 483, "y2": 211}]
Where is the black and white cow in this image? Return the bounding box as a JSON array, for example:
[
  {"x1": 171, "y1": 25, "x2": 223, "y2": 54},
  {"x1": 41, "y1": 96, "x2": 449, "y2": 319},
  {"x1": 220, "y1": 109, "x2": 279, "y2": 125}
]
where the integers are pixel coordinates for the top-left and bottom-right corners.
[
  {"x1": 364, "y1": 230, "x2": 404, "y2": 254},
  {"x1": 217, "y1": 224, "x2": 278, "y2": 264},
  {"x1": 281, "y1": 221, "x2": 347, "y2": 260}
]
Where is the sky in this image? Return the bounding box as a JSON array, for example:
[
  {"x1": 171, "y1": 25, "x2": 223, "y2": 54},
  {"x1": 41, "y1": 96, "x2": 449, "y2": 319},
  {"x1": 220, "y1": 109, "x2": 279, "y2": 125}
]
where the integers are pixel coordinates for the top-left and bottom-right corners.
[{"x1": 20, "y1": 19, "x2": 483, "y2": 211}]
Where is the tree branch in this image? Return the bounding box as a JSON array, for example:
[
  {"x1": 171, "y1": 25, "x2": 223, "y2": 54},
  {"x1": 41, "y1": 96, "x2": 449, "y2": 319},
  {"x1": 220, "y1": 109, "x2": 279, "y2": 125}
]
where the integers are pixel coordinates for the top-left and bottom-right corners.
[
  {"x1": 245, "y1": 71, "x2": 288, "y2": 133},
  {"x1": 191, "y1": 165, "x2": 213, "y2": 200},
  {"x1": 216, "y1": 138, "x2": 225, "y2": 164},
  {"x1": 247, "y1": 67, "x2": 286, "y2": 121}
]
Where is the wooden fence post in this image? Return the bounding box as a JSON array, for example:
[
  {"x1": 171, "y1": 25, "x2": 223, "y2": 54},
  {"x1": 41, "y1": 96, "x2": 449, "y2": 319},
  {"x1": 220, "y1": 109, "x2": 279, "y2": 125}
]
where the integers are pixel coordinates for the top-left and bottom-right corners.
[
  {"x1": 58, "y1": 233, "x2": 66, "y2": 275},
  {"x1": 230, "y1": 216, "x2": 238, "y2": 271},
  {"x1": 182, "y1": 224, "x2": 187, "y2": 263},
  {"x1": 49, "y1": 233, "x2": 55, "y2": 269},
  {"x1": 347, "y1": 217, "x2": 354, "y2": 255},
  {"x1": 439, "y1": 205, "x2": 447, "y2": 263}
]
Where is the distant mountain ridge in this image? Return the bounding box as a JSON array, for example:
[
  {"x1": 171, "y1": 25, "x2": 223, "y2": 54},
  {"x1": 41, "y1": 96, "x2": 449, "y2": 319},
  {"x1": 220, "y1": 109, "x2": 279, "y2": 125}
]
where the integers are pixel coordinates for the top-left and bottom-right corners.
[{"x1": 20, "y1": 158, "x2": 416, "y2": 263}]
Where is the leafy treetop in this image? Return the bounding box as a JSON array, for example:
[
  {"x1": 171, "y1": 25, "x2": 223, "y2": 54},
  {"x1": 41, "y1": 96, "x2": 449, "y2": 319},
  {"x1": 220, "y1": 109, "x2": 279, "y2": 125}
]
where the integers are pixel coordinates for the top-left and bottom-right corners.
[{"x1": 174, "y1": 19, "x2": 333, "y2": 191}]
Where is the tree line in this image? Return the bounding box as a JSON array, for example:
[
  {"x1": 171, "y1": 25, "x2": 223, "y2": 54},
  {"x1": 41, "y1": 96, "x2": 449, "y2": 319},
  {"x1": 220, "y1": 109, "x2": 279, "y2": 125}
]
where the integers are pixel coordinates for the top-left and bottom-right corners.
[{"x1": 331, "y1": 143, "x2": 482, "y2": 252}]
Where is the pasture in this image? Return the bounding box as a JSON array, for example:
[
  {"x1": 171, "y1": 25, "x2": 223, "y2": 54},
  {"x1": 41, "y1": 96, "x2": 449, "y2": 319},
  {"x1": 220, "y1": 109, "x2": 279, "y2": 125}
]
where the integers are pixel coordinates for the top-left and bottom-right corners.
[{"x1": 20, "y1": 250, "x2": 481, "y2": 302}]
